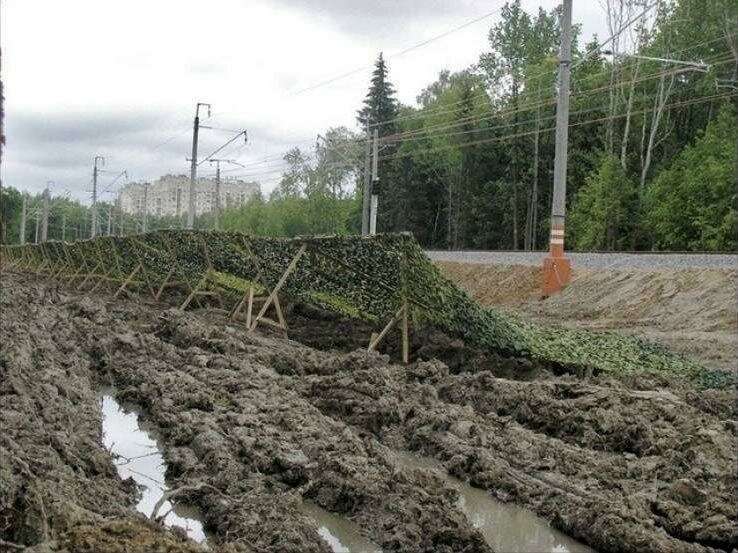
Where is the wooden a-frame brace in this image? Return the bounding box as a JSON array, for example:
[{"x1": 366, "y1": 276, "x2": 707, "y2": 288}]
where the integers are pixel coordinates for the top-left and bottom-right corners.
[
  {"x1": 228, "y1": 237, "x2": 282, "y2": 329},
  {"x1": 179, "y1": 268, "x2": 225, "y2": 311},
  {"x1": 178, "y1": 237, "x2": 226, "y2": 311},
  {"x1": 368, "y1": 298, "x2": 411, "y2": 364},
  {"x1": 249, "y1": 244, "x2": 307, "y2": 333}
]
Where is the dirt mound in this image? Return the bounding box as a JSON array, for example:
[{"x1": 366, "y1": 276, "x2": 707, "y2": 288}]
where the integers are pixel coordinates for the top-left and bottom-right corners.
[
  {"x1": 435, "y1": 262, "x2": 543, "y2": 308},
  {"x1": 1, "y1": 270, "x2": 736, "y2": 552},
  {"x1": 436, "y1": 262, "x2": 738, "y2": 370}
]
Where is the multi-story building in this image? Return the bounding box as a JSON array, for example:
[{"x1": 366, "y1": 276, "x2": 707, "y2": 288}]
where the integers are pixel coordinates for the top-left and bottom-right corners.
[{"x1": 119, "y1": 174, "x2": 259, "y2": 217}]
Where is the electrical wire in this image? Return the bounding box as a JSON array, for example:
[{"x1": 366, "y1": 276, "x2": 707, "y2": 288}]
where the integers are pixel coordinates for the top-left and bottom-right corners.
[{"x1": 374, "y1": 91, "x2": 735, "y2": 162}]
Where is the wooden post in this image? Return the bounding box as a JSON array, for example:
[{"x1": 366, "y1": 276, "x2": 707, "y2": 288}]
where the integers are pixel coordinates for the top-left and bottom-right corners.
[
  {"x1": 245, "y1": 286, "x2": 255, "y2": 327},
  {"x1": 401, "y1": 298, "x2": 410, "y2": 364}
]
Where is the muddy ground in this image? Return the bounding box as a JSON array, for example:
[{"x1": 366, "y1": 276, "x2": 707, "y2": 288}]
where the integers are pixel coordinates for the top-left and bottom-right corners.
[
  {"x1": 1, "y1": 270, "x2": 736, "y2": 553},
  {"x1": 436, "y1": 262, "x2": 738, "y2": 370}
]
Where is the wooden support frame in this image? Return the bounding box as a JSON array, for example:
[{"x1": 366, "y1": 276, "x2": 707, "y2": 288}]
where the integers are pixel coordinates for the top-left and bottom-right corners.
[
  {"x1": 155, "y1": 267, "x2": 176, "y2": 300},
  {"x1": 154, "y1": 234, "x2": 200, "y2": 303},
  {"x1": 249, "y1": 244, "x2": 307, "y2": 332},
  {"x1": 114, "y1": 263, "x2": 142, "y2": 299},
  {"x1": 77, "y1": 262, "x2": 102, "y2": 290},
  {"x1": 368, "y1": 299, "x2": 412, "y2": 364},
  {"x1": 67, "y1": 252, "x2": 92, "y2": 285},
  {"x1": 178, "y1": 268, "x2": 225, "y2": 311}
]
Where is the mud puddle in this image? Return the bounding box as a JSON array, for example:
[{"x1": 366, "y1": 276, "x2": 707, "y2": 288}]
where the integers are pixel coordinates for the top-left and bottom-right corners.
[
  {"x1": 391, "y1": 451, "x2": 594, "y2": 553},
  {"x1": 99, "y1": 391, "x2": 210, "y2": 544},
  {"x1": 300, "y1": 501, "x2": 382, "y2": 552}
]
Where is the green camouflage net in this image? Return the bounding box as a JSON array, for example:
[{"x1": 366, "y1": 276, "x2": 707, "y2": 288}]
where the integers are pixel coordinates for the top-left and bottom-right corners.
[{"x1": 2, "y1": 230, "x2": 732, "y2": 389}]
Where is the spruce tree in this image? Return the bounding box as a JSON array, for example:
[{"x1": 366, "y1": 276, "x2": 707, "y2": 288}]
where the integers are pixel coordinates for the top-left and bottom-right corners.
[{"x1": 357, "y1": 53, "x2": 398, "y2": 137}]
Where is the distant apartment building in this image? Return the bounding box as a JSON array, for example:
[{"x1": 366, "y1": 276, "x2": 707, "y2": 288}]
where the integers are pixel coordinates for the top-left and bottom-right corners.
[{"x1": 119, "y1": 174, "x2": 259, "y2": 217}]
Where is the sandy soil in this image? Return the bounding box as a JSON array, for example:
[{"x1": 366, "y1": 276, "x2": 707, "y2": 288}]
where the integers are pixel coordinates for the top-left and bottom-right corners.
[
  {"x1": 1, "y1": 270, "x2": 736, "y2": 552},
  {"x1": 435, "y1": 262, "x2": 738, "y2": 370}
]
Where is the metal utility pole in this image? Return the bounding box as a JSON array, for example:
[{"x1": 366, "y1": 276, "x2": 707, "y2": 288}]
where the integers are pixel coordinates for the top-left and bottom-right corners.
[
  {"x1": 142, "y1": 183, "x2": 149, "y2": 233},
  {"x1": 369, "y1": 129, "x2": 380, "y2": 235},
  {"x1": 19, "y1": 194, "x2": 27, "y2": 245},
  {"x1": 91, "y1": 155, "x2": 105, "y2": 238},
  {"x1": 361, "y1": 131, "x2": 372, "y2": 235},
  {"x1": 542, "y1": 0, "x2": 573, "y2": 297},
  {"x1": 188, "y1": 102, "x2": 211, "y2": 229},
  {"x1": 41, "y1": 184, "x2": 50, "y2": 242},
  {"x1": 107, "y1": 205, "x2": 113, "y2": 236}
]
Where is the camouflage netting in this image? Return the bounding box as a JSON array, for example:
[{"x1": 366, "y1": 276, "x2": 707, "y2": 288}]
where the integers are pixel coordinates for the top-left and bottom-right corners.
[{"x1": 2, "y1": 230, "x2": 732, "y2": 388}]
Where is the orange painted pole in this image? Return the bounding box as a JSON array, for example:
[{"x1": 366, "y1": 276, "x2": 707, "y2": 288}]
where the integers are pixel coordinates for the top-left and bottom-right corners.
[{"x1": 542, "y1": 0, "x2": 573, "y2": 297}]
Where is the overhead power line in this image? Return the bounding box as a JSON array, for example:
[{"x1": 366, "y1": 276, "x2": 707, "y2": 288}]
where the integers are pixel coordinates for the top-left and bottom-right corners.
[
  {"x1": 374, "y1": 92, "x2": 735, "y2": 162},
  {"x1": 290, "y1": 3, "x2": 507, "y2": 96}
]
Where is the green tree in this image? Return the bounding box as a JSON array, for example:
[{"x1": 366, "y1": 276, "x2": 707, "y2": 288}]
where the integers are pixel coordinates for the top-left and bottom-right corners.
[
  {"x1": 357, "y1": 53, "x2": 399, "y2": 137},
  {"x1": 0, "y1": 186, "x2": 22, "y2": 244},
  {"x1": 644, "y1": 106, "x2": 737, "y2": 251},
  {"x1": 570, "y1": 155, "x2": 637, "y2": 250},
  {"x1": 479, "y1": 1, "x2": 565, "y2": 249}
]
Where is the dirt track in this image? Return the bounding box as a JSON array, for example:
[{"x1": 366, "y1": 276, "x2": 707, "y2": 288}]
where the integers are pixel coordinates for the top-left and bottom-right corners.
[{"x1": 1, "y1": 270, "x2": 736, "y2": 552}]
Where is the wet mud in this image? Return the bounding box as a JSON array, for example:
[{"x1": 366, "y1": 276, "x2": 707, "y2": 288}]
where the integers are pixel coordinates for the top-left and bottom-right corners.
[{"x1": 1, "y1": 270, "x2": 736, "y2": 553}]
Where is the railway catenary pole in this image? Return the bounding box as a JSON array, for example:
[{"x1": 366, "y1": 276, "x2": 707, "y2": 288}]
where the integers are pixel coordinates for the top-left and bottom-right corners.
[
  {"x1": 542, "y1": 0, "x2": 573, "y2": 297},
  {"x1": 212, "y1": 159, "x2": 222, "y2": 230},
  {"x1": 19, "y1": 193, "x2": 26, "y2": 245},
  {"x1": 142, "y1": 183, "x2": 149, "y2": 233},
  {"x1": 91, "y1": 155, "x2": 105, "y2": 238},
  {"x1": 41, "y1": 184, "x2": 50, "y2": 242},
  {"x1": 361, "y1": 130, "x2": 372, "y2": 235},
  {"x1": 188, "y1": 102, "x2": 211, "y2": 229},
  {"x1": 369, "y1": 128, "x2": 379, "y2": 235},
  {"x1": 118, "y1": 191, "x2": 124, "y2": 236},
  {"x1": 107, "y1": 204, "x2": 112, "y2": 236},
  {"x1": 34, "y1": 206, "x2": 40, "y2": 244}
]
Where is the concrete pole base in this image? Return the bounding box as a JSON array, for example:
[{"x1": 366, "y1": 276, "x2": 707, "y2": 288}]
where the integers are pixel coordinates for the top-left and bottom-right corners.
[{"x1": 542, "y1": 255, "x2": 571, "y2": 298}]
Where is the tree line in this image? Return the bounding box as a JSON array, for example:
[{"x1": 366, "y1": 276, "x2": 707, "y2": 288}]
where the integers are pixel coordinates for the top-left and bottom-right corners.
[{"x1": 2, "y1": 0, "x2": 736, "y2": 251}]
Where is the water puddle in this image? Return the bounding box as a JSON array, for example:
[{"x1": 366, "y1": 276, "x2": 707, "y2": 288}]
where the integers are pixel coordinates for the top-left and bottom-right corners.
[
  {"x1": 391, "y1": 451, "x2": 595, "y2": 553},
  {"x1": 99, "y1": 391, "x2": 210, "y2": 545},
  {"x1": 301, "y1": 501, "x2": 382, "y2": 553}
]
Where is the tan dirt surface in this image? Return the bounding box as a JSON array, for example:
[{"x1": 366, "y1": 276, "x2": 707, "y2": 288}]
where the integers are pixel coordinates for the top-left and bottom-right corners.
[
  {"x1": 435, "y1": 262, "x2": 737, "y2": 370},
  {"x1": 1, "y1": 270, "x2": 736, "y2": 552}
]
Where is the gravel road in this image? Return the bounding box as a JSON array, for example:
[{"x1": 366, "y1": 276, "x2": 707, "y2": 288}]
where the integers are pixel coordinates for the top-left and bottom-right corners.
[{"x1": 426, "y1": 250, "x2": 737, "y2": 270}]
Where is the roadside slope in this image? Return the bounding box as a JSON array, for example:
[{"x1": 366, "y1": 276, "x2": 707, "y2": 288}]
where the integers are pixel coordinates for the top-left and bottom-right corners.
[{"x1": 436, "y1": 261, "x2": 737, "y2": 370}]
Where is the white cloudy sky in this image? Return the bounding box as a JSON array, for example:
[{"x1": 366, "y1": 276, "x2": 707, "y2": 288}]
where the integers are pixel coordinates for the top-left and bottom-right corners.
[{"x1": 1, "y1": 0, "x2": 608, "y2": 203}]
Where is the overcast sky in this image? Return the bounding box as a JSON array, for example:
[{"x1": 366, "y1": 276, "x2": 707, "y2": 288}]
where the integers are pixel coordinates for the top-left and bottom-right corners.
[{"x1": 1, "y1": 0, "x2": 608, "y2": 203}]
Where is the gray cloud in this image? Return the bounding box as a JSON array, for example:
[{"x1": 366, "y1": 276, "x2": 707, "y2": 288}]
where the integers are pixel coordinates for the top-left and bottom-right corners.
[
  {"x1": 2, "y1": 108, "x2": 316, "y2": 202},
  {"x1": 267, "y1": 0, "x2": 485, "y2": 37}
]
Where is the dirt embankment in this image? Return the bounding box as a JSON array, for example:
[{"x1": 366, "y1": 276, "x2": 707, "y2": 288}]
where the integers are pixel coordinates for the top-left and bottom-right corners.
[
  {"x1": 436, "y1": 262, "x2": 738, "y2": 370},
  {"x1": 1, "y1": 270, "x2": 736, "y2": 553}
]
